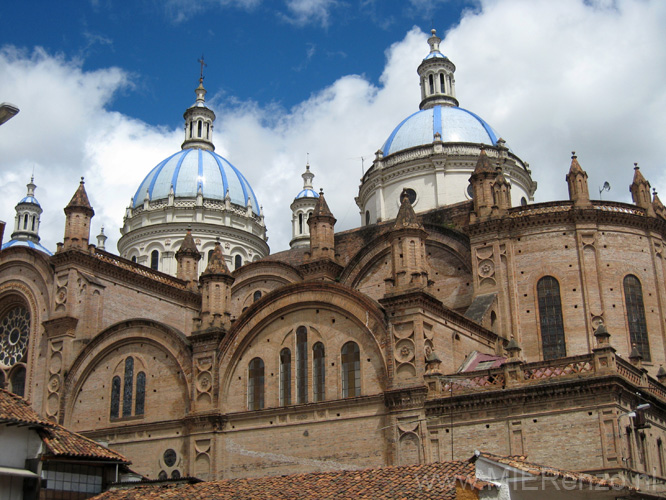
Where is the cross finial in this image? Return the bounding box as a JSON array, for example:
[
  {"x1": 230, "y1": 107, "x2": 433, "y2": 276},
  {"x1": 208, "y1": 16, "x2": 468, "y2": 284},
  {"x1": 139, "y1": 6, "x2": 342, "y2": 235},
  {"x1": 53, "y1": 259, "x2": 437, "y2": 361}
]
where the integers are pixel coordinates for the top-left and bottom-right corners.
[{"x1": 198, "y1": 54, "x2": 207, "y2": 83}]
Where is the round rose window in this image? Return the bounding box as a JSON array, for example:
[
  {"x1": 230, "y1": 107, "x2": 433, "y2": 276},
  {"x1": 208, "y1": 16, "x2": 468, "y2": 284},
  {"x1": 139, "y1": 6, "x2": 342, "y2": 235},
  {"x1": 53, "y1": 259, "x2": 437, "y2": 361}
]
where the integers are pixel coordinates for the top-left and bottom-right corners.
[{"x1": 0, "y1": 307, "x2": 30, "y2": 368}]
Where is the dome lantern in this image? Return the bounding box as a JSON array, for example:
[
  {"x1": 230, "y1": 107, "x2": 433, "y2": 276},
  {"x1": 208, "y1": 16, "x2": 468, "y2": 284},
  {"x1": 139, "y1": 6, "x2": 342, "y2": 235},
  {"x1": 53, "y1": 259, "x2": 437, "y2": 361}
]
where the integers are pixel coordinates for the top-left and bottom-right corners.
[
  {"x1": 181, "y1": 60, "x2": 216, "y2": 152},
  {"x1": 417, "y1": 29, "x2": 458, "y2": 110}
]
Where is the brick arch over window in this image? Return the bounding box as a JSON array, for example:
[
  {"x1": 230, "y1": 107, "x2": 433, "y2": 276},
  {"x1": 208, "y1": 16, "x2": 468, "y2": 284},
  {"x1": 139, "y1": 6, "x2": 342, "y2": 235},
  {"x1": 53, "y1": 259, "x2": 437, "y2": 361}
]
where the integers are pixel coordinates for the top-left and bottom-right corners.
[
  {"x1": 536, "y1": 276, "x2": 566, "y2": 360},
  {"x1": 624, "y1": 274, "x2": 650, "y2": 361},
  {"x1": 62, "y1": 319, "x2": 191, "y2": 428},
  {"x1": 218, "y1": 282, "x2": 389, "y2": 413}
]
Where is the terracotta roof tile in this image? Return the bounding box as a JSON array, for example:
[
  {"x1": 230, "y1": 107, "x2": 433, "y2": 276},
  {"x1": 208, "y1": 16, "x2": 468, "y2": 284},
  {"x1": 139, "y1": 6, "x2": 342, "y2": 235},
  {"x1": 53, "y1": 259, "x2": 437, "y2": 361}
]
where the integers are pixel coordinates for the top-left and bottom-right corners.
[
  {"x1": 93, "y1": 460, "x2": 481, "y2": 499},
  {"x1": 0, "y1": 389, "x2": 129, "y2": 464},
  {"x1": 65, "y1": 177, "x2": 95, "y2": 215}
]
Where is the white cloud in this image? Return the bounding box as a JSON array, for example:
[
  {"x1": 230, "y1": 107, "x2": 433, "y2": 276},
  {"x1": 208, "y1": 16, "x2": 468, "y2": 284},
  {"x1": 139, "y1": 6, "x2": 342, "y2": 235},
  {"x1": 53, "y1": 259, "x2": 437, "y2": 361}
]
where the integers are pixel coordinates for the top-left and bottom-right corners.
[
  {"x1": 1, "y1": 0, "x2": 665, "y2": 259},
  {"x1": 282, "y1": 0, "x2": 341, "y2": 27},
  {"x1": 163, "y1": 0, "x2": 261, "y2": 23}
]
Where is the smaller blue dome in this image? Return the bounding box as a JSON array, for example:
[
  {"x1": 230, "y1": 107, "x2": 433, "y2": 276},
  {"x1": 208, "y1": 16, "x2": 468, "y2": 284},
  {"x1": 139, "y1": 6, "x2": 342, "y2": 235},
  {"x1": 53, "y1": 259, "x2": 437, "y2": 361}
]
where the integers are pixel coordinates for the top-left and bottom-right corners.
[
  {"x1": 295, "y1": 189, "x2": 319, "y2": 200},
  {"x1": 424, "y1": 51, "x2": 447, "y2": 60},
  {"x1": 1, "y1": 239, "x2": 52, "y2": 255},
  {"x1": 18, "y1": 196, "x2": 40, "y2": 206},
  {"x1": 381, "y1": 105, "x2": 500, "y2": 156}
]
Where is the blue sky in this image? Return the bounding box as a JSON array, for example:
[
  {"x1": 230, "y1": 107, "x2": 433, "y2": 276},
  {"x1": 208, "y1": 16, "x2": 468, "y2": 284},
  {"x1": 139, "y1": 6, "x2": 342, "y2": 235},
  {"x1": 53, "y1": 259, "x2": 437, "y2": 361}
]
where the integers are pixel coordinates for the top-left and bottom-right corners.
[
  {"x1": 1, "y1": 0, "x2": 665, "y2": 253},
  {"x1": 1, "y1": 1, "x2": 466, "y2": 128}
]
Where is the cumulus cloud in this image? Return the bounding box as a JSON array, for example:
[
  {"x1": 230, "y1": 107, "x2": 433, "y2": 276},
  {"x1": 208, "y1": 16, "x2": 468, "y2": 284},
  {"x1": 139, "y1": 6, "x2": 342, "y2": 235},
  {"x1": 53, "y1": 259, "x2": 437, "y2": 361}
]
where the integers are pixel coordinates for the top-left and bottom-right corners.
[
  {"x1": 281, "y1": 0, "x2": 342, "y2": 27},
  {"x1": 1, "y1": 0, "x2": 665, "y2": 258}
]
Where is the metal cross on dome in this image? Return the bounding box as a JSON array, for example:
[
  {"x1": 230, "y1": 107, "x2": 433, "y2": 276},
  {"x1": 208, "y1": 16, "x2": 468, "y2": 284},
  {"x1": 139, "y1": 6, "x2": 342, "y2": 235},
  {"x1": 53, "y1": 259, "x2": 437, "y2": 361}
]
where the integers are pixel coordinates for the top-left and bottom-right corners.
[{"x1": 198, "y1": 55, "x2": 207, "y2": 82}]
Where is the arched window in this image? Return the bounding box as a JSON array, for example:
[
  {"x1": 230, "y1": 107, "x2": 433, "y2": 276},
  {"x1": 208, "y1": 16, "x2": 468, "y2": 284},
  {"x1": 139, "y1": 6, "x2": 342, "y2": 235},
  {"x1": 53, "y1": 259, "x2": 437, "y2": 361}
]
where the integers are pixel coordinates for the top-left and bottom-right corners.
[
  {"x1": 235, "y1": 255, "x2": 242, "y2": 270},
  {"x1": 150, "y1": 250, "x2": 159, "y2": 270},
  {"x1": 313, "y1": 342, "x2": 325, "y2": 402},
  {"x1": 31, "y1": 216, "x2": 35, "y2": 231},
  {"x1": 341, "y1": 341, "x2": 360, "y2": 398},
  {"x1": 131, "y1": 256, "x2": 137, "y2": 263},
  {"x1": 296, "y1": 326, "x2": 308, "y2": 404},
  {"x1": 23, "y1": 213, "x2": 28, "y2": 230},
  {"x1": 624, "y1": 275, "x2": 650, "y2": 361},
  {"x1": 110, "y1": 376, "x2": 121, "y2": 419},
  {"x1": 299, "y1": 213, "x2": 303, "y2": 234},
  {"x1": 10, "y1": 366, "x2": 25, "y2": 398},
  {"x1": 280, "y1": 348, "x2": 291, "y2": 406},
  {"x1": 253, "y1": 290, "x2": 262, "y2": 302},
  {"x1": 206, "y1": 122, "x2": 210, "y2": 139},
  {"x1": 440, "y1": 73, "x2": 445, "y2": 93},
  {"x1": 365, "y1": 211, "x2": 370, "y2": 226},
  {"x1": 208, "y1": 249, "x2": 214, "y2": 262},
  {"x1": 197, "y1": 120, "x2": 202, "y2": 138},
  {"x1": 537, "y1": 276, "x2": 566, "y2": 360},
  {"x1": 428, "y1": 74, "x2": 434, "y2": 94},
  {"x1": 122, "y1": 357, "x2": 134, "y2": 417},
  {"x1": 189, "y1": 122, "x2": 193, "y2": 138},
  {"x1": 248, "y1": 358, "x2": 264, "y2": 410},
  {"x1": 135, "y1": 371, "x2": 146, "y2": 415}
]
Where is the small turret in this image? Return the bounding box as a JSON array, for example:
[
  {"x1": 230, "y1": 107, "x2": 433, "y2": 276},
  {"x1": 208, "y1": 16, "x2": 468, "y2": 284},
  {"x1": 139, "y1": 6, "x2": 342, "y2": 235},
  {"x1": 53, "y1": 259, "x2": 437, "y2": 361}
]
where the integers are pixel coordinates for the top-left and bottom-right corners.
[
  {"x1": 308, "y1": 189, "x2": 336, "y2": 262},
  {"x1": 1, "y1": 176, "x2": 52, "y2": 255},
  {"x1": 630, "y1": 163, "x2": 655, "y2": 216},
  {"x1": 469, "y1": 147, "x2": 498, "y2": 221},
  {"x1": 492, "y1": 166, "x2": 512, "y2": 213},
  {"x1": 96, "y1": 226, "x2": 107, "y2": 251},
  {"x1": 385, "y1": 189, "x2": 430, "y2": 293},
  {"x1": 198, "y1": 241, "x2": 234, "y2": 330},
  {"x1": 566, "y1": 152, "x2": 590, "y2": 207},
  {"x1": 61, "y1": 178, "x2": 95, "y2": 252},
  {"x1": 181, "y1": 58, "x2": 216, "y2": 152},
  {"x1": 175, "y1": 229, "x2": 201, "y2": 289}
]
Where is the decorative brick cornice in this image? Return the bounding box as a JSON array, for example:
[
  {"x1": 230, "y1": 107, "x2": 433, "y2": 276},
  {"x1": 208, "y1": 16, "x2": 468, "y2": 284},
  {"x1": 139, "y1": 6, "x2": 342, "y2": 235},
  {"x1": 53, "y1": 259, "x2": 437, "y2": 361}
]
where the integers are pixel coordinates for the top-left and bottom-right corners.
[
  {"x1": 384, "y1": 386, "x2": 428, "y2": 410},
  {"x1": 50, "y1": 248, "x2": 201, "y2": 306}
]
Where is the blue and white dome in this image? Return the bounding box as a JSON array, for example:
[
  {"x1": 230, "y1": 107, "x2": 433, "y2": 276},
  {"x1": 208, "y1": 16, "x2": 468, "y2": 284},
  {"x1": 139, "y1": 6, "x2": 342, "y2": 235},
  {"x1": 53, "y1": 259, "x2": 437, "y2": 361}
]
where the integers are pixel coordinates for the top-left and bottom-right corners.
[
  {"x1": 132, "y1": 148, "x2": 260, "y2": 214},
  {"x1": 381, "y1": 105, "x2": 500, "y2": 157},
  {"x1": 18, "y1": 195, "x2": 40, "y2": 206},
  {"x1": 1, "y1": 239, "x2": 52, "y2": 255},
  {"x1": 295, "y1": 188, "x2": 319, "y2": 200}
]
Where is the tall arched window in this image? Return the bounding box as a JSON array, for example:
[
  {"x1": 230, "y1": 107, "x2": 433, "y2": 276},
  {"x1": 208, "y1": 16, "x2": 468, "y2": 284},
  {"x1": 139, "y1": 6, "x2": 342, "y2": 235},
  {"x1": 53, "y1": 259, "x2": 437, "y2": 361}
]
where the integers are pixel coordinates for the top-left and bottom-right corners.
[
  {"x1": 110, "y1": 376, "x2": 121, "y2": 419},
  {"x1": 428, "y1": 74, "x2": 434, "y2": 94},
  {"x1": 111, "y1": 357, "x2": 145, "y2": 420},
  {"x1": 296, "y1": 326, "x2": 308, "y2": 404},
  {"x1": 122, "y1": 357, "x2": 134, "y2": 417},
  {"x1": 135, "y1": 371, "x2": 146, "y2": 415},
  {"x1": 624, "y1": 275, "x2": 650, "y2": 361},
  {"x1": 280, "y1": 348, "x2": 291, "y2": 406},
  {"x1": 440, "y1": 73, "x2": 445, "y2": 93},
  {"x1": 365, "y1": 211, "x2": 370, "y2": 226},
  {"x1": 197, "y1": 120, "x2": 202, "y2": 138},
  {"x1": 31, "y1": 216, "x2": 35, "y2": 231},
  {"x1": 253, "y1": 290, "x2": 262, "y2": 302},
  {"x1": 537, "y1": 276, "x2": 566, "y2": 360},
  {"x1": 341, "y1": 341, "x2": 360, "y2": 398},
  {"x1": 150, "y1": 250, "x2": 159, "y2": 270},
  {"x1": 23, "y1": 213, "x2": 28, "y2": 230},
  {"x1": 206, "y1": 122, "x2": 210, "y2": 139},
  {"x1": 235, "y1": 255, "x2": 242, "y2": 270},
  {"x1": 10, "y1": 366, "x2": 25, "y2": 398},
  {"x1": 313, "y1": 342, "x2": 325, "y2": 402},
  {"x1": 248, "y1": 358, "x2": 264, "y2": 410},
  {"x1": 131, "y1": 256, "x2": 137, "y2": 263}
]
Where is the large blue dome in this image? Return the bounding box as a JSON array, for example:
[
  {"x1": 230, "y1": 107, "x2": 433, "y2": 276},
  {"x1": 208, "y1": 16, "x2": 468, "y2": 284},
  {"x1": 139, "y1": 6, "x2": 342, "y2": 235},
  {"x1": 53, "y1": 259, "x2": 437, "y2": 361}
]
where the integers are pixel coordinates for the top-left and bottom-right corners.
[
  {"x1": 133, "y1": 148, "x2": 260, "y2": 213},
  {"x1": 381, "y1": 105, "x2": 500, "y2": 156}
]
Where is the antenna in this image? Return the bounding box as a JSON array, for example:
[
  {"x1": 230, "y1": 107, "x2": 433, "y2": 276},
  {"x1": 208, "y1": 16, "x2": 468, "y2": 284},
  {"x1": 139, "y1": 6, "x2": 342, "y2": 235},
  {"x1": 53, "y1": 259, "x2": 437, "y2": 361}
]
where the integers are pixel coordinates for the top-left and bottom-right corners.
[
  {"x1": 347, "y1": 156, "x2": 366, "y2": 175},
  {"x1": 599, "y1": 181, "x2": 611, "y2": 199}
]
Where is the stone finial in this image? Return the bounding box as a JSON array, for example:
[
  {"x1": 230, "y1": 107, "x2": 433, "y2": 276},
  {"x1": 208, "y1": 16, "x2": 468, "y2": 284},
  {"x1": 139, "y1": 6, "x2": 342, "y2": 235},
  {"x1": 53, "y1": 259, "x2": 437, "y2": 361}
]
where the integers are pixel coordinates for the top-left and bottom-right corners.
[
  {"x1": 566, "y1": 151, "x2": 590, "y2": 207},
  {"x1": 593, "y1": 323, "x2": 611, "y2": 347},
  {"x1": 394, "y1": 189, "x2": 423, "y2": 230},
  {"x1": 96, "y1": 226, "x2": 107, "y2": 251},
  {"x1": 202, "y1": 241, "x2": 230, "y2": 276},
  {"x1": 652, "y1": 189, "x2": 666, "y2": 218},
  {"x1": 506, "y1": 336, "x2": 522, "y2": 358},
  {"x1": 629, "y1": 343, "x2": 643, "y2": 368},
  {"x1": 654, "y1": 365, "x2": 666, "y2": 384}
]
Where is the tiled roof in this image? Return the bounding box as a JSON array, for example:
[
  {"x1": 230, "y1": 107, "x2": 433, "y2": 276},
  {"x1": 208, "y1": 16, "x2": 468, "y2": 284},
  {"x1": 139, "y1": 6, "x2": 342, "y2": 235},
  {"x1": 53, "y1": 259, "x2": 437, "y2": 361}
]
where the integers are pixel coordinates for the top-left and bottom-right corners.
[
  {"x1": 93, "y1": 460, "x2": 486, "y2": 499},
  {"x1": 0, "y1": 389, "x2": 129, "y2": 464}
]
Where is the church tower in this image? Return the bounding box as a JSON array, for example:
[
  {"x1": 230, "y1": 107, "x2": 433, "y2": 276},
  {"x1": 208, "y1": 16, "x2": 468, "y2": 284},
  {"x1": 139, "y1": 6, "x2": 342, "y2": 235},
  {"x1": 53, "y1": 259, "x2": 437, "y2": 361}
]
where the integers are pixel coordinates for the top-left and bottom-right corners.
[
  {"x1": 290, "y1": 161, "x2": 319, "y2": 249},
  {"x1": 198, "y1": 241, "x2": 234, "y2": 330},
  {"x1": 1, "y1": 176, "x2": 52, "y2": 254}
]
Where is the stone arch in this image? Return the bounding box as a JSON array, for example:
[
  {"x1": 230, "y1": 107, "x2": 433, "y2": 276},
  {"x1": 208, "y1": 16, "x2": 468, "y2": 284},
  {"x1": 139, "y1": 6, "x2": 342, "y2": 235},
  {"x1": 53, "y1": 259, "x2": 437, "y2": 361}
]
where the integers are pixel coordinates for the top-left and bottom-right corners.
[
  {"x1": 0, "y1": 260, "x2": 51, "y2": 404},
  {"x1": 218, "y1": 282, "x2": 389, "y2": 412},
  {"x1": 62, "y1": 319, "x2": 191, "y2": 429}
]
